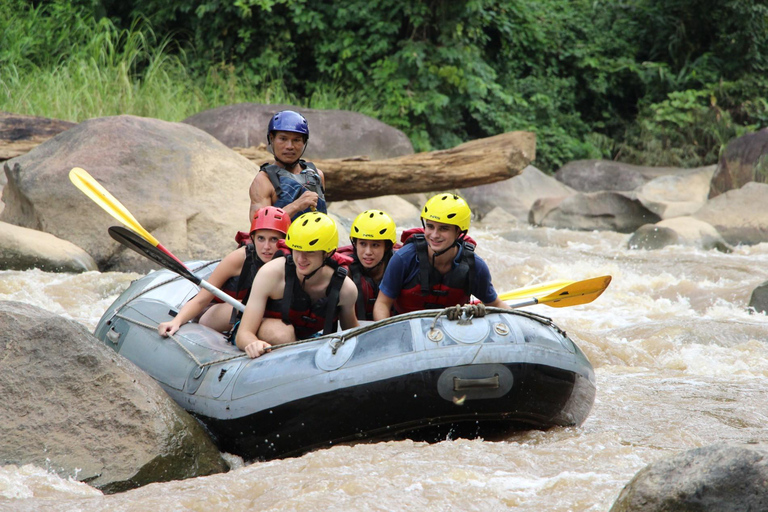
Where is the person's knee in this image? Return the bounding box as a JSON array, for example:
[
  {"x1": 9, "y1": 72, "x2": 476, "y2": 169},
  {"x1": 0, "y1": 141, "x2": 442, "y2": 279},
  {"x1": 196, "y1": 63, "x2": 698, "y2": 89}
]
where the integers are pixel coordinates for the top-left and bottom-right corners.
[{"x1": 257, "y1": 319, "x2": 296, "y2": 344}]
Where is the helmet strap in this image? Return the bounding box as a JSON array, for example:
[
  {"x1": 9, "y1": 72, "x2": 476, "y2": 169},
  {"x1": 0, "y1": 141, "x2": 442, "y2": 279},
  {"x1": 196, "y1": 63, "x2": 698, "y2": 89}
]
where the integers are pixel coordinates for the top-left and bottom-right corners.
[{"x1": 300, "y1": 250, "x2": 335, "y2": 288}]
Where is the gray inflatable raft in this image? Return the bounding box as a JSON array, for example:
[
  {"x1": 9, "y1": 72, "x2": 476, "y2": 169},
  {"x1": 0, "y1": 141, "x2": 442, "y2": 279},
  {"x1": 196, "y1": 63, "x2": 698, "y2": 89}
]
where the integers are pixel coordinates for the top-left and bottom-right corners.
[{"x1": 94, "y1": 261, "x2": 596, "y2": 461}]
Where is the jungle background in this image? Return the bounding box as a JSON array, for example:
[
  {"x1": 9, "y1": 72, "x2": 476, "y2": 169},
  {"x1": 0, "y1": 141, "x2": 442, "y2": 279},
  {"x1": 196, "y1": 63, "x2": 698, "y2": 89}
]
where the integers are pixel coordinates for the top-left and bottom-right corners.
[{"x1": 2, "y1": 0, "x2": 767, "y2": 173}]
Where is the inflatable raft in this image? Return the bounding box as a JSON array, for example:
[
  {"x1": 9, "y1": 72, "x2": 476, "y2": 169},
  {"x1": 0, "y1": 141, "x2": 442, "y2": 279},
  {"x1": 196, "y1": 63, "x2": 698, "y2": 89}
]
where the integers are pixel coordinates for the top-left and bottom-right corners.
[{"x1": 94, "y1": 261, "x2": 597, "y2": 461}]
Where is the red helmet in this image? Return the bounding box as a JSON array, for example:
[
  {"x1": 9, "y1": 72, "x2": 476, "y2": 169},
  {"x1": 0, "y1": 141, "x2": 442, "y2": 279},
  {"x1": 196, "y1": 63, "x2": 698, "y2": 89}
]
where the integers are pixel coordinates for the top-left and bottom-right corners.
[{"x1": 250, "y1": 206, "x2": 291, "y2": 236}]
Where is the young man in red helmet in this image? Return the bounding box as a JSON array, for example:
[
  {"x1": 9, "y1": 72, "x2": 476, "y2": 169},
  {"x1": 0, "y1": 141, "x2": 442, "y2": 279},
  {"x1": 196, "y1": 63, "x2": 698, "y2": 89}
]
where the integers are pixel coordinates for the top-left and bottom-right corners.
[
  {"x1": 373, "y1": 194, "x2": 510, "y2": 319},
  {"x1": 236, "y1": 212, "x2": 359, "y2": 358},
  {"x1": 248, "y1": 110, "x2": 327, "y2": 222},
  {"x1": 158, "y1": 206, "x2": 291, "y2": 337}
]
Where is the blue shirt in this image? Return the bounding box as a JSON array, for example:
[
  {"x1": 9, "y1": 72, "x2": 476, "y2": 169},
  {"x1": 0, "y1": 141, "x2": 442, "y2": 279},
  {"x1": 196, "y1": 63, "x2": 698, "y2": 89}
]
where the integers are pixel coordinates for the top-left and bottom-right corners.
[{"x1": 379, "y1": 242, "x2": 498, "y2": 303}]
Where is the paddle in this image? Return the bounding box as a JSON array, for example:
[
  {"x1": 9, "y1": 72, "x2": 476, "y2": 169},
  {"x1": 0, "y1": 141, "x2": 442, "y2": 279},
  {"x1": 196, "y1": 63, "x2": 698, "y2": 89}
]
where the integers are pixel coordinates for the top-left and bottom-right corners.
[
  {"x1": 505, "y1": 275, "x2": 612, "y2": 309},
  {"x1": 108, "y1": 226, "x2": 246, "y2": 313},
  {"x1": 498, "y1": 279, "x2": 575, "y2": 303},
  {"x1": 68, "y1": 167, "x2": 186, "y2": 267}
]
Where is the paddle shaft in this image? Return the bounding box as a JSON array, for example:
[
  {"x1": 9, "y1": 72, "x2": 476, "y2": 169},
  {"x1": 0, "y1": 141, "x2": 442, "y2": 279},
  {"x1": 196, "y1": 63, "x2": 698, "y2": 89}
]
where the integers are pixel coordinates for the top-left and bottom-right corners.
[{"x1": 109, "y1": 226, "x2": 246, "y2": 313}]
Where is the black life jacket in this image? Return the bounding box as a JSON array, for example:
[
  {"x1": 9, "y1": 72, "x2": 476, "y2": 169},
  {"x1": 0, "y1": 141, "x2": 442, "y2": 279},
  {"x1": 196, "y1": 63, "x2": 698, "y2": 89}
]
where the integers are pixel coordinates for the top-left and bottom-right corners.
[
  {"x1": 218, "y1": 244, "x2": 264, "y2": 302},
  {"x1": 393, "y1": 234, "x2": 476, "y2": 314},
  {"x1": 348, "y1": 260, "x2": 380, "y2": 321},
  {"x1": 264, "y1": 255, "x2": 347, "y2": 339},
  {"x1": 260, "y1": 161, "x2": 327, "y2": 219}
]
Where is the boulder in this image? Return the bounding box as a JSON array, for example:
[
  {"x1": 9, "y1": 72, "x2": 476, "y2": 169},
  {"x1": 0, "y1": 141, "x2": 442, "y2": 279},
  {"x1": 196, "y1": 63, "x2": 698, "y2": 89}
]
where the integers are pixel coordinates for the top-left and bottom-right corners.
[
  {"x1": 610, "y1": 443, "x2": 768, "y2": 512},
  {"x1": 0, "y1": 115, "x2": 258, "y2": 272},
  {"x1": 693, "y1": 182, "x2": 768, "y2": 245},
  {"x1": 628, "y1": 217, "x2": 732, "y2": 252},
  {"x1": 0, "y1": 220, "x2": 98, "y2": 271},
  {"x1": 460, "y1": 165, "x2": 576, "y2": 221},
  {"x1": 328, "y1": 195, "x2": 422, "y2": 228},
  {"x1": 709, "y1": 128, "x2": 768, "y2": 199},
  {"x1": 555, "y1": 160, "x2": 691, "y2": 193},
  {"x1": 0, "y1": 301, "x2": 227, "y2": 494},
  {"x1": 183, "y1": 103, "x2": 414, "y2": 160},
  {"x1": 635, "y1": 165, "x2": 716, "y2": 219},
  {"x1": 748, "y1": 281, "x2": 768, "y2": 314},
  {"x1": 529, "y1": 191, "x2": 661, "y2": 233}
]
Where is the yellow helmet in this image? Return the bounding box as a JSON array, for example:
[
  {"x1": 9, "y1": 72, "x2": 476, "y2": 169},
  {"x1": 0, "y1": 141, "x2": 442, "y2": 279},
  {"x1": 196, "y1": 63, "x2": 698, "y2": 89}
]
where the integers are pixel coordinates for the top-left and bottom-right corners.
[
  {"x1": 350, "y1": 210, "x2": 397, "y2": 244},
  {"x1": 421, "y1": 193, "x2": 471, "y2": 232},
  {"x1": 285, "y1": 212, "x2": 338, "y2": 253}
]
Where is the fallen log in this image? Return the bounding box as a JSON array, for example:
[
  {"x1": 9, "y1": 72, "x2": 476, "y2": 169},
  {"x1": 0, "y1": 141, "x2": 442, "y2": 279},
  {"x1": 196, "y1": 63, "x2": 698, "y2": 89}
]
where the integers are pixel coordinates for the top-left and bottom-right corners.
[
  {"x1": 235, "y1": 130, "x2": 536, "y2": 202},
  {"x1": 0, "y1": 112, "x2": 76, "y2": 163}
]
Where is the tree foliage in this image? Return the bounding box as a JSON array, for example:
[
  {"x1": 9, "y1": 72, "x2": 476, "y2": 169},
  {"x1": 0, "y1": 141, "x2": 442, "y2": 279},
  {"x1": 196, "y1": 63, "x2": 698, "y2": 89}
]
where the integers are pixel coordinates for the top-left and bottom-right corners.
[{"x1": 8, "y1": 0, "x2": 768, "y2": 171}]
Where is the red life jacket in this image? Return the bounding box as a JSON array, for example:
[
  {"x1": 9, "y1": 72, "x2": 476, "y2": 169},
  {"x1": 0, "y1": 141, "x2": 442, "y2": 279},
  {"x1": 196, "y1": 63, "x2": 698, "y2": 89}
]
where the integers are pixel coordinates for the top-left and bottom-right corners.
[
  {"x1": 393, "y1": 234, "x2": 476, "y2": 314},
  {"x1": 263, "y1": 255, "x2": 348, "y2": 339}
]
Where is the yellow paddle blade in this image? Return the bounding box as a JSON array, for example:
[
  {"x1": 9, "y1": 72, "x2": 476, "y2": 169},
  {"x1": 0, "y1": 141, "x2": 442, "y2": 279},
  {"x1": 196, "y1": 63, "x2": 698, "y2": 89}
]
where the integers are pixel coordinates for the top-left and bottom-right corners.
[
  {"x1": 498, "y1": 279, "x2": 575, "y2": 302},
  {"x1": 537, "y1": 275, "x2": 612, "y2": 308},
  {"x1": 69, "y1": 167, "x2": 160, "y2": 247}
]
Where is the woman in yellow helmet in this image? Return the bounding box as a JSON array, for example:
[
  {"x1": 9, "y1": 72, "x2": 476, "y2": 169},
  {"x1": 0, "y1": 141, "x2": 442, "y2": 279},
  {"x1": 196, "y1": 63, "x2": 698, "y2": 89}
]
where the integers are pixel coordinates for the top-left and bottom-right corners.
[
  {"x1": 235, "y1": 212, "x2": 359, "y2": 358},
  {"x1": 373, "y1": 193, "x2": 510, "y2": 319},
  {"x1": 348, "y1": 209, "x2": 397, "y2": 320}
]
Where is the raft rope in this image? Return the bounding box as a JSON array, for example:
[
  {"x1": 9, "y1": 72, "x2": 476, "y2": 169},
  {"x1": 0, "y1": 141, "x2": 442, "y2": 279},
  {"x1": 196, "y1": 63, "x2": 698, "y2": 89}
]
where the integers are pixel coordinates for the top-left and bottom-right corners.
[{"x1": 108, "y1": 262, "x2": 565, "y2": 368}]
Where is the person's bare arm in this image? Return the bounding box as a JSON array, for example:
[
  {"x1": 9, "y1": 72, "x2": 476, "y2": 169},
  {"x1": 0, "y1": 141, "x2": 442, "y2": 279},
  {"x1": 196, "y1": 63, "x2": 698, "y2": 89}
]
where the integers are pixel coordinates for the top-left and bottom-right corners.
[
  {"x1": 235, "y1": 259, "x2": 283, "y2": 358},
  {"x1": 158, "y1": 248, "x2": 246, "y2": 336},
  {"x1": 484, "y1": 296, "x2": 511, "y2": 310},
  {"x1": 338, "y1": 277, "x2": 360, "y2": 330},
  {"x1": 249, "y1": 172, "x2": 276, "y2": 222},
  {"x1": 373, "y1": 292, "x2": 395, "y2": 321}
]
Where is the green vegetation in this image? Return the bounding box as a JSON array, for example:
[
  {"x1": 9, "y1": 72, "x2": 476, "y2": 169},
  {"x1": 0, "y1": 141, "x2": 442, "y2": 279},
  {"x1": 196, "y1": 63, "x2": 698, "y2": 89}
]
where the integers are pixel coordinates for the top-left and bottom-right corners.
[{"x1": 2, "y1": 0, "x2": 767, "y2": 172}]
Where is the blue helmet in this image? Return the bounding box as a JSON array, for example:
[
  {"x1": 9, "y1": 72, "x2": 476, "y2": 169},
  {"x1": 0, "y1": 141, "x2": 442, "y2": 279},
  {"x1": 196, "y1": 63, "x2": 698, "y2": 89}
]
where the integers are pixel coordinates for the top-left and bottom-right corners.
[{"x1": 267, "y1": 110, "x2": 309, "y2": 144}]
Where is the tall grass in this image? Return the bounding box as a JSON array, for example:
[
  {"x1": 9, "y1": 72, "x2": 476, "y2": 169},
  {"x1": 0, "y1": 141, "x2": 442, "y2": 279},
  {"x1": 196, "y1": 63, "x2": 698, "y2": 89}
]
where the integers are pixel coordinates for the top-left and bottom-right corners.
[{"x1": 0, "y1": 1, "x2": 378, "y2": 123}]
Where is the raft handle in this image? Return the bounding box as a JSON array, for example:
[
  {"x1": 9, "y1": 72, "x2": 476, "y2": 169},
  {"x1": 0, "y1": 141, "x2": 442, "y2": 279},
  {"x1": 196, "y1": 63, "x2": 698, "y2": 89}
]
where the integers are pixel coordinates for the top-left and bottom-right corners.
[{"x1": 453, "y1": 374, "x2": 499, "y2": 391}]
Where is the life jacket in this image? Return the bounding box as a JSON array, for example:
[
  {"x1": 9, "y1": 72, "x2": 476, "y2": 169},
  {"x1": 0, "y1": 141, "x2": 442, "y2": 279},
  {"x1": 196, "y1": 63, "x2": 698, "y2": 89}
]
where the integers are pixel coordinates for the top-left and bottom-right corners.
[
  {"x1": 263, "y1": 255, "x2": 348, "y2": 339},
  {"x1": 338, "y1": 243, "x2": 399, "y2": 321},
  {"x1": 393, "y1": 234, "x2": 476, "y2": 314},
  {"x1": 260, "y1": 161, "x2": 327, "y2": 219},
  {"x1": 214, "y1": 243, "x2": 265, "y2": 304}
]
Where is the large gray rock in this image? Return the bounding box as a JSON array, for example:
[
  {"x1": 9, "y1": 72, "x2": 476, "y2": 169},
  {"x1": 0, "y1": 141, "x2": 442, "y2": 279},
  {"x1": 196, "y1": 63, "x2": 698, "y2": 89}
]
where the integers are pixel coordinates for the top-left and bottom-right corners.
[
  {"x1": 610, "y1": 443, "x2": 768, "y2": 512},
  {"x1": 748, "y1": 281, "x2": 768, "y2": 314},
  {"x1": 183, "y1": 103, "x2": 413, "y2": 160},
  {"x1": 628, "y1": 217, "x2": 732, "y2": 252},
  {"x1": 555, "y1": 160, "x2": 691, "y2": 193},
  {"x1": 460, "y1": 165, "x2": 575, "y2": 221},
  {"x1": 0, "y1": 220, "x2": 97, "y2": 271},
  {"x1": 635, "y1": 165, "x2": 716, "y2": 219},
  {"x1": 0, "y1": 301, "x2": 227, "y2": 493},
  {"x1": 693, "y1": 182, "x2": 768, "y2": 245},
  {"x1": 529, "y1": 191, "x2": 661, "y2": 233},
  {"x1": 0, "y1": 115, "x2": 257, "y2": 272},
  {"x1": 328, "y1": 195, "x2": 422, "y2": 228},
  {"x1": 709, "y1": 127, "x2": 768, "y2": 198}
]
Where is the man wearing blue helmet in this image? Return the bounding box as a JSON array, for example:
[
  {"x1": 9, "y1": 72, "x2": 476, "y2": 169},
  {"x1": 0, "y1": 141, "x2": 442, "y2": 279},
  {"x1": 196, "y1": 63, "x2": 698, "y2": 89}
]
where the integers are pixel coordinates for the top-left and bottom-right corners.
[{"x1": 249, "y1": 110, "x2": 328, "y2": 221}]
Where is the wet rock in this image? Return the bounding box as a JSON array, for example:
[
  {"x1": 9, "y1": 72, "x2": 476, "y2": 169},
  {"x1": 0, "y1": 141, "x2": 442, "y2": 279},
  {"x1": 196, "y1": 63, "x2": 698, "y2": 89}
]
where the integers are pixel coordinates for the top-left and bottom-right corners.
[
  {"x1": 627, "y1": 224, "x2": 679, "y2": 250},
  {"x1": 0, "y1": 220, "x2": 97, "y2": 271},
  {"x1": 748, "y1": 281, "x2": 768, "y2": 314},
  {"x1": 0, "y1": 301, "x2": 227, "y2": 493},
  {"x1": 635, "y1": 165, "x2": 716, "y2": 219},
  {"x1": 555, "y1": 160, "x2": 690, "y2": 193},
  {"x1": 183, "y1": 103, "x2": 413, "y2": 160},
  {"x1": 460, "y1": 165, "x2": 575, "y2": 221},
  {"x1": 610, "y1": 443, "x2": 768, "y2": 512},
  {"x1": 529, "y1": 191, "x2": 661, "y2": 233},
  {"x1": 709, "y1": 128, "x2": 768, "y2": 199},
  {"x1": 628, "y1": 217, "x2": 732, "y2": 252},
  {"x1": 693, "y1": 182, "x2": 768, "y2": 245},
  {"x1": 0, "y1": 115, "x2": 257, "y2": 272}
]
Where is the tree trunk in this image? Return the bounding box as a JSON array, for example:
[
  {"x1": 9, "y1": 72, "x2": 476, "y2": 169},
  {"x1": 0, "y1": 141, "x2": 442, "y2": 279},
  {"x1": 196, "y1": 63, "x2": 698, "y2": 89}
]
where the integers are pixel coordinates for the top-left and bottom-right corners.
[{"x1": 235, "y1": 131, "x2": 536, "y2": 201}]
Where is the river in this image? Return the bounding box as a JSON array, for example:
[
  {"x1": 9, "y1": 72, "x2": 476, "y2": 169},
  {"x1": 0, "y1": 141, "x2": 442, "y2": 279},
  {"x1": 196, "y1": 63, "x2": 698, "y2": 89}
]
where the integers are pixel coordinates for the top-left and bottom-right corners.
[{"x1": 2, "y1": 222, "x2": 768, "y2": 511}]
